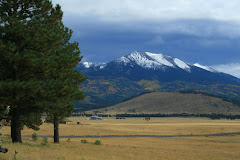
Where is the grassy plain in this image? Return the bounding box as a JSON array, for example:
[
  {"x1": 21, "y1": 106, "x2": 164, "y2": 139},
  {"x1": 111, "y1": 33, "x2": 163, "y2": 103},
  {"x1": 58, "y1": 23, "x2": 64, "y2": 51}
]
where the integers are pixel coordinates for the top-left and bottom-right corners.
[{"x1": 0, "y1": 117, "x2": 240, "y2": 160}]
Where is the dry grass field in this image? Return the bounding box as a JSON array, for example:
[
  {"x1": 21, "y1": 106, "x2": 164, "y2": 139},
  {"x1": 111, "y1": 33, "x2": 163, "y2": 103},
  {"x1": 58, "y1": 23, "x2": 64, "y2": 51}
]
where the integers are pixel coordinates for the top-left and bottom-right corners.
[{"x1": 0, "y1": 117, "x2": 240, "y2": 160}]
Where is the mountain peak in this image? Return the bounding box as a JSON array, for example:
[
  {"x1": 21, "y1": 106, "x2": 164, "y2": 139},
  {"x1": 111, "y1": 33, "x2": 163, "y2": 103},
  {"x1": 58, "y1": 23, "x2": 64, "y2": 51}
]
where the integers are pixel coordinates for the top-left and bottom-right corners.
[
  {"x1": 79, "y1": 51, "x2": 222, "y2": 74},
  {"x1": 116, "y1": 51, "x2": 168, "y2": 70},
  {"x1": 115, "y1": 51, "x2": 191, "y2": 72}
]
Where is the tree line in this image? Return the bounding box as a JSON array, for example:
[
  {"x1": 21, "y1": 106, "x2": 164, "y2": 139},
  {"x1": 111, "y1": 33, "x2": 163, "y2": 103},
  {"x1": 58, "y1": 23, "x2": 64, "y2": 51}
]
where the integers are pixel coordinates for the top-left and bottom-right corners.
[
  {"x1": 79, "y1": 113, "x2": 240, "y2": 120},
  {"x1": 178, "y1": 90, "x2": 240, "y2": 106}
]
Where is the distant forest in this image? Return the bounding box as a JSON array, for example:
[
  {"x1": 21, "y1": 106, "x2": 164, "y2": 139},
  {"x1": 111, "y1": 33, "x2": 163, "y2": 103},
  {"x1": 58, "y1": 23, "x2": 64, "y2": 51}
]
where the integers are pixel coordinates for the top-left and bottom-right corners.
[
  {"x1": 77, "y1": 113, "x2": 240, "y2": 120},
  {"x1": 178, "y1": 90, "x2": 240, "y2": 107},
  {"x1": 74, "y1": 90, "x2": 240, "y2": 119}
]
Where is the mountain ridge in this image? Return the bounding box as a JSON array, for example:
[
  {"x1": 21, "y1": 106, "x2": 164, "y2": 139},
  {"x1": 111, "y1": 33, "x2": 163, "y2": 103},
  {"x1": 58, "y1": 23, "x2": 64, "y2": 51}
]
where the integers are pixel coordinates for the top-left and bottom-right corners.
[
  {"x1": 75, "y1": 51, "x2": 240, "y2": 111},
  {"x1": 80, "y1": 51, "x2": 221, "y2": 74}
]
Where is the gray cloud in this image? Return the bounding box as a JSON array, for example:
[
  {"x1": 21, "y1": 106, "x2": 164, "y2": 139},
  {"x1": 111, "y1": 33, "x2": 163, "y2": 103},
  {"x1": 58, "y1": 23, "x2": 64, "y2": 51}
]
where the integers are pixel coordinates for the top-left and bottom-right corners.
[
  {"x1": 152, "y1": 20, "x2": 240, "y2": 38},
  {"x1": 198, "y1": 39, "x2": 231, "y2": 48},
  {"x1": 146, "y1": 35, "x2": 165, "y2": 45},
  {"x1": 53, "y1": 0, "x2": 240, "y2": 39},
  {"x1": 51, "y1": 0, "x2": 240, "y2": 65},
  {"x1": 52, "y1": 0, "x2": 240, "y2": 22},
  {"x1": 66, "y1": 17, "x2": 240, "y2": 41}
]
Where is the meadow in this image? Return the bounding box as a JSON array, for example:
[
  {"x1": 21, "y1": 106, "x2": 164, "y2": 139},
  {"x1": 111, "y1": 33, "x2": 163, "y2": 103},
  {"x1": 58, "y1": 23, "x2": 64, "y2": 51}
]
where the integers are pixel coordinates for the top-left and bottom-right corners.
[{"x1": 0, "y1": 117, "x2": 240, "y2": 160}]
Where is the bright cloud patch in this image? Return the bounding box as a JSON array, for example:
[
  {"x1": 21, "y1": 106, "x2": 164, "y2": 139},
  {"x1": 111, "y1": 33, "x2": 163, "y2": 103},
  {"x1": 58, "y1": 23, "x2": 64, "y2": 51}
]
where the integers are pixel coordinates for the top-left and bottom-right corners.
[
  {"x1": 211, "y1": 63, "x2": 240, "y2": 78},
  {"x1": 52, "y1": 0, "x2": 240, "y2": 22}
]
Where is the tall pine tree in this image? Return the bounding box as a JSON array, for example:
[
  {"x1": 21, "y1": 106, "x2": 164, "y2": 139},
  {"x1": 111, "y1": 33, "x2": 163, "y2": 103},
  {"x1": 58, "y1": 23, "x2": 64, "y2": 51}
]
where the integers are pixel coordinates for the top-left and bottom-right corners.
[
  {"x1": 0, "y1": 0, "x2": 84, "y2": 143},
  {"x1": 43, "y1": 30, "x2": 87, "y2": 143}
]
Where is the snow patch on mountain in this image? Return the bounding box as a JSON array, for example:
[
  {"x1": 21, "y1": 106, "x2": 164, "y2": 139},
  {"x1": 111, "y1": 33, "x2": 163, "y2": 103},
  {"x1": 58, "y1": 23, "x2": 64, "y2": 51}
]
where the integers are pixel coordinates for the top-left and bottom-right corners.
[
  {"x1": 194, "y1": 63, "x2": 218, "y2": 72},
  {"x1": 99, "y1": 64, "x2": 106, "y2": 69},
  {"x1": 174, "y1": 58, "x2": 190, "y2": 71},
  {"x1": 116, "y1": 56, "x2": 131, "y2": 64},
  {"x1": 125, "y1": 51, "x2": 165, "y2": 69},
  {"x1": 80, "y1": 51, "x2": 222, "y2": 74},
  {"x1": 146, "y1": 52, "x2": 174, "y2": 67},
  {"x1": 110, "y1": 51, "x2": 198, "y2": 72}
]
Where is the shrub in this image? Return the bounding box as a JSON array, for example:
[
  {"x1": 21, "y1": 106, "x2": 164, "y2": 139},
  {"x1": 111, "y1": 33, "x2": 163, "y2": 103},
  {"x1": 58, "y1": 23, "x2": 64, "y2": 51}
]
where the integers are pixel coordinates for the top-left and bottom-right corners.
[
  {"x1": 31, "y1": 133, "x2": 38, "y2": 141},
  {"x1": 94, "y1": 140, "x2": 101, "y2": 145},
  {"x1": 81, "y1": 139, "x2": 88, "y2": 144},
  {"x1": 41, "y1": 138, "x2": 48, "y2": 146}
]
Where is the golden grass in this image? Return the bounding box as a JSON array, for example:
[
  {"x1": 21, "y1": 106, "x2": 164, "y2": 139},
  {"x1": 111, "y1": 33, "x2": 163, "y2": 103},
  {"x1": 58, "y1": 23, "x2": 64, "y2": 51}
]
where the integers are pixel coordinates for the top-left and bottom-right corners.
[{"x1": 0, "y1": 117, "x2": 240, "y2": 160}]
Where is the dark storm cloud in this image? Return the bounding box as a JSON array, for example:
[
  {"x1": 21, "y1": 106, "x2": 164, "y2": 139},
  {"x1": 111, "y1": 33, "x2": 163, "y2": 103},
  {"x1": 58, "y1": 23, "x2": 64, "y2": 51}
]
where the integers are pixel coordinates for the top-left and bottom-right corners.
[
  {"x1": 63, "y1": 16, "x2": 240, "y2": 65},
  {"x1": 51, "y1": 0, "x2": 240, "y2": 77}
]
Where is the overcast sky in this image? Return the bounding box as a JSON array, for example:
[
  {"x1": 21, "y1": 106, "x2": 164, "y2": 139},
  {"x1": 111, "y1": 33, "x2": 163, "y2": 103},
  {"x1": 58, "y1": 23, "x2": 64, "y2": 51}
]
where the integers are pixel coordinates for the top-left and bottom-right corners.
[{"x1": 52, "y1": 0, "x2": 240, "y2": 78}]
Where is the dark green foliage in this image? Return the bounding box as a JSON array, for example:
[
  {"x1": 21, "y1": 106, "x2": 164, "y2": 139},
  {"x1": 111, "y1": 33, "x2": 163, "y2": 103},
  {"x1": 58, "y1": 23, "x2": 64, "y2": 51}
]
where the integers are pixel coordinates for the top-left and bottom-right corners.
[
  {"x1": 0, "y1": 0, "x2": 86, "y2": 143},
  {"x1": 94, "y1": 140, "x2": 101, "y2": 145},
  {"x1": 113, "y1": 113, "x2": 240, "y2": 120},
  {"x1": 41, "y1": 138, "x2": 48, "y2": 146},
  {"x1": 0, "y1": 0, "x2": 66, "y2": 143},
  {"x1": 178, "y1": 90, "x2": 240, "y2": 107},
  {"x1": 81, "y1": 139, "x2": 88, "y2": 144},
  {"x1": 44, "y1": 40, "x2": 87, "y2": 120},
  {"x1": 31, "y1": 133, "x2": 38, "y2": 141},
  {"x1": 42, "y1": 17, "x2": 87, "y2": 144}
]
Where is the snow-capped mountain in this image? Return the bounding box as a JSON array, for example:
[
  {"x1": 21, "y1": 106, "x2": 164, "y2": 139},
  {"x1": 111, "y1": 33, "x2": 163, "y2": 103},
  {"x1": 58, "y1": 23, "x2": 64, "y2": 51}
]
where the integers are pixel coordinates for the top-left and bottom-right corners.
[
  {"x1": 79, "y1": 51, "x2": 220, "y2": 73},
  {"x1": 75, "y1": 51, "x2": 240, "y2": 110},
  {"x1": 115, "y1": 51, "x2": 191, "y2": 71},
  {"x1": 77, "y1": 51, "x2": 239, "y2": 84}
]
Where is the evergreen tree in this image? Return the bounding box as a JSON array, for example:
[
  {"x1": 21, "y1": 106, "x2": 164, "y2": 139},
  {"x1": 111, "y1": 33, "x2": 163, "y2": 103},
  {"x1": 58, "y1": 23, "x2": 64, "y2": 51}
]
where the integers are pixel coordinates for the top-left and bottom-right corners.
[
  {"x1": 0, "y1": 0, "x2": 73, "y2": 143},
  {"x1": 43, "y1": 30, "x2": 87, "y2": 143}
]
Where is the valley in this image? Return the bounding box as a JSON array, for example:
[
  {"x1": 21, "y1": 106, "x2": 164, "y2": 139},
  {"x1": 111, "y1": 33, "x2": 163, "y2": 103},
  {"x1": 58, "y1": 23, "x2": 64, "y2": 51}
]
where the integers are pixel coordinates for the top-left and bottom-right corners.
[{"x1": 1, "y1": 117, "x2": 240, "y2": 160}]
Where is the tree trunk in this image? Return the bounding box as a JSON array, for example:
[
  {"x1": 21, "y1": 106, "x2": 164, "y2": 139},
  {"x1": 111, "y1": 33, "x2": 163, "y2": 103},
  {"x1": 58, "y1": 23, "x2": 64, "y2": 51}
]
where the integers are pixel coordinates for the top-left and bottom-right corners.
[
  {"x1": 11, "y1": 110, "x2": 22, "y2": 143},
  {"x1": 54, "y1": 119, "x2": 59, "y2": 143}
]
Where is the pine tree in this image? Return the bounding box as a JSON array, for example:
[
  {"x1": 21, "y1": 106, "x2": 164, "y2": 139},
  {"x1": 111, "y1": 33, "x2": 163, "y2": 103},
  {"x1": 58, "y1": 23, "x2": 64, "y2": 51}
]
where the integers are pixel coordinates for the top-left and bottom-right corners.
[
  {"x1": 43, "y1": 31, "x2": 87, "y2": 143},
  {"x1": 0, "y1": 0, "x2": 73, "y2": 143}
]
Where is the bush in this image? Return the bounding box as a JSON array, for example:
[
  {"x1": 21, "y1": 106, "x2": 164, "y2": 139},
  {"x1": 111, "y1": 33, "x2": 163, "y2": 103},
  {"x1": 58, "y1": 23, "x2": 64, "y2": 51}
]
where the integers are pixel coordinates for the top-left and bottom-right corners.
[
  {"x1": 94, "y1": 140, "x2": 101, "y2": 145},
  {"x1": 31, "y1": 133, "x2": 38, "y2": 141},
  {"x1": 81, "y1": 139, "x2": 88, "y2": 144},
  {"x1": 41, "y1": 138, "x2": 48, "y2": 146}
]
